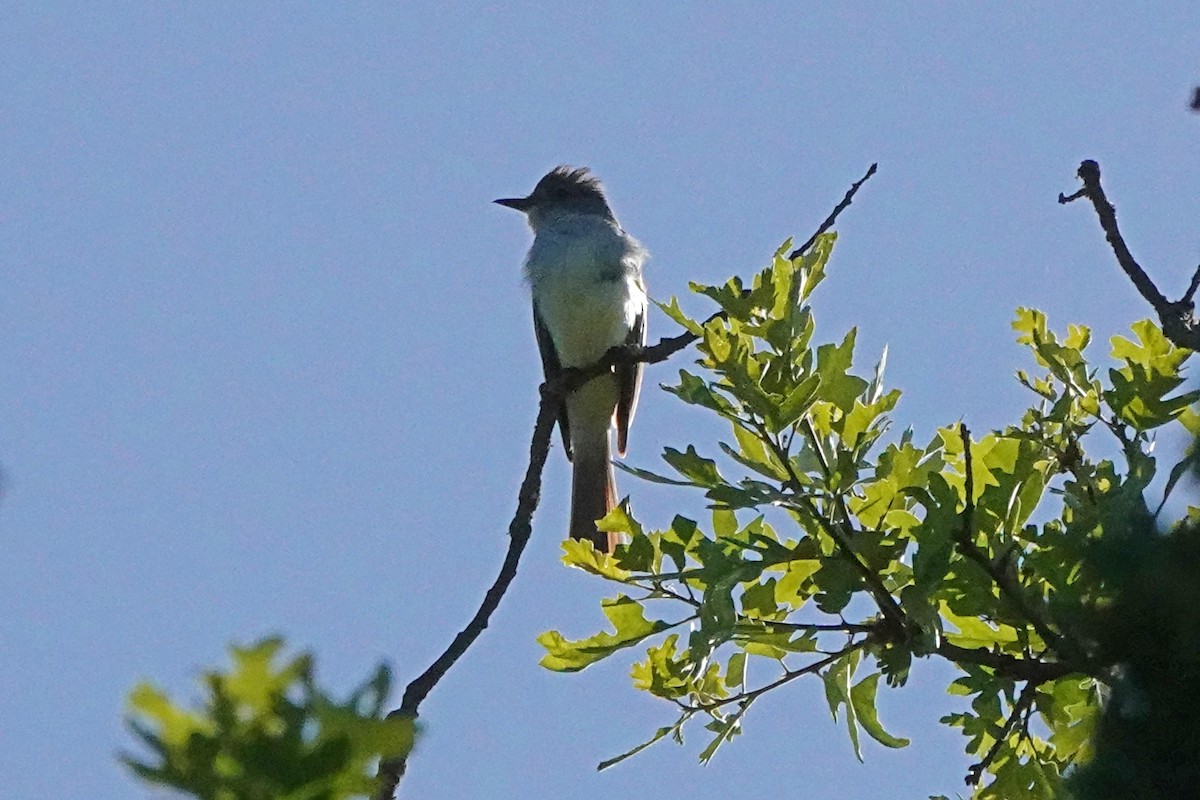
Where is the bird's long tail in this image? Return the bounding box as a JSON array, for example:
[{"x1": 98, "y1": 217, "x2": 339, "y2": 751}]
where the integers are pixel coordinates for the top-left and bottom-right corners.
[
  {"x1": 569, "y1": 432, "x2": 619, "y2": 554},
  {"x1": 566, "y1": 374, "x2": 621, "y2": 554}
]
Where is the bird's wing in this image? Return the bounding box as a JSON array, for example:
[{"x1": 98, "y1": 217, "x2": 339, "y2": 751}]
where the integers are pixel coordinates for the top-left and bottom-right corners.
[
  {"x1": 614, "y1": 299, "x2": 646, "y2": 457},
  {"x1": 533, "y1": 301, "x2": 573, "y2": 460}
]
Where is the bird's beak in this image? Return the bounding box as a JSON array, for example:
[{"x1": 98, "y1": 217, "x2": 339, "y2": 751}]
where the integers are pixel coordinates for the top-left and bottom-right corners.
[{"x1": 494, "y1": 196, "x2": 533, "y2": 212}]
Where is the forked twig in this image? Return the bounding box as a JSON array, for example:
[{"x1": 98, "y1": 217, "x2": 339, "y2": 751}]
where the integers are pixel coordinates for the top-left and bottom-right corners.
[{"x1": 1060, "y1": 160, "x2": 1200, "y2": 350}]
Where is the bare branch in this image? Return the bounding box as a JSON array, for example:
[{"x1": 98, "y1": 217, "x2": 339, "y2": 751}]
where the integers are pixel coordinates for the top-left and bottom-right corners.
[
  {"x1": 1183, "y1": 264, "x2": 1200, "y2": 306},
  {"x1": 790, "y1": 163, "x2": 879, "y2": 259},
  {"x1": 373, "y1": 387, "x2": 560, "y2": 798},
  {"x1": 1059, "y1": 160, "x2": 1200, "y2": 350}
]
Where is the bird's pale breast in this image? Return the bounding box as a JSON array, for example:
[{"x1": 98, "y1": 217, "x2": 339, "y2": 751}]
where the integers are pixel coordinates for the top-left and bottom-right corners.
[{"x1": 526, "y1": 215, "x2": 646, "y2": 368}]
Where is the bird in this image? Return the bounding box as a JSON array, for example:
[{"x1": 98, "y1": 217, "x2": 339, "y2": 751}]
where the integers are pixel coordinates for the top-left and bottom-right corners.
[{"x1": 496, "y1": 166, "x2": 648, "y2": 554}]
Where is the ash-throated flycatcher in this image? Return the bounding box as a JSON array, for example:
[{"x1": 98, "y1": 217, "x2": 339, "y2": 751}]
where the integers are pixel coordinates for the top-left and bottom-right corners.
[{"x1": 496, "y1": 166, "x2": 648, "y2": 554}]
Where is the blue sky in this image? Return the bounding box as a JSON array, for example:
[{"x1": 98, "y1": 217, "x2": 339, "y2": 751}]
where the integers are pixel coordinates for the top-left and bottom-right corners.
[{"x1": 3, "y1": 4, "x2": 1198, "y2": 799}]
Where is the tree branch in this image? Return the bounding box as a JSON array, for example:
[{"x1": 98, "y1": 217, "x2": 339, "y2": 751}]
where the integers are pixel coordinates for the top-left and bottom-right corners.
[
  {"x1": 790, "y1": 163, "x2": 878, "y2": 259},
  {"x1": 740, "y1": 618, "x2": 877, "y2": 634},
  {"x1": 965, "y1": 681, "x2": 1037, "y2": 786},
  {"x1": 677, "y1": 640, "x2": 864, "y2": 712},
  {"x1": 937, "y1": 641, "x2": 1081, "y2": 683},
  {"x1": 954, "y1": 424, "x2": 1082, "y2": 666},
  {"x1": 610, "y1": 162, "x2": 882, "y2": 372},
  {"x1": 782, "y1": 418, "x2": 909, "y2": 636},
  {"x1": 375, "y1": 164, "x2": 881, "y2": 796},
  {"x1": 373, "y1": 383, "x2": 561, "y2": 798},
  {"x1": 1059, "y1": 159, "x2": 1200, "y2": 350}
]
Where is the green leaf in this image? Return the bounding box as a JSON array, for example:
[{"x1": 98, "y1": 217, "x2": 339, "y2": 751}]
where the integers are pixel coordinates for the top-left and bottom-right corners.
[
  {"x1": 911, "y1": 506, "x2": 954, "y2": 596},
  {"x1": 660, "y1": 515, "x2": 701, "y2": 573},
  {"x1": 698, "y1": 703, "x2": 747, "y2": 763},
  {"x1": 615, "y1": 526, "x2": 657, "y2": 573},
  {"x1": 712, "y1": 507, "x2": 738, "y2": 538},
  {"x1": 692, "y1": 276, "x2": 754, "y2": 322},
  {"x1": 662, "y1": 445, "x2": 724, "y2": 487},
  {"x1": 598, "y1": 715, "x2": 690, "y2": 770},
  {"x1": 1156, "y1": 450, "x2": 1199, "y2": 517},
  {"x1": 1104, "y1": 319, "x2": 1197, "y2": 431},
  {"x1": 718, "y1": 433, "x2": 787, "y2": 483},
  {"x1": 739, "y1": 577, "x2": 782, "y2": 620},
  {"x1": 615, "y1": 461, "x2": 694, "y2": 486},
  {"x1": 539, "y1": 596, "x2": 670, "y2": 672},
  {"x1": 772, "y1": 374, "x2": 822, "y2": 432},
  {"x1": 1111, "y1": 318, "x2": 1189, "y2": 373},
  {"x1": 794, "y1": 233, "x2": 833, "y2": 303},
  {"x1": 126, "y1": 684, "x2": 213, "y2": 747},
  {"x1": 726, "y1": 652, "x2": 748, "y2": 689},
  {"x1": 666, "y1": 370, "x2": 738, "y2": 416},
  {"x1": 815, "y1": 329, "x2": 869, "y2": 411},
  {"x1": 822, "y1": 651, "x2": 863, "y2": 761},
  {"x1": 813, "y1": 556, "x2": 858, "y2": 615},
  {"x1": 122, "y1": 638, "x2": 414, "y2": 800},
  {"x1": 940, "y1": 603, "x2": 1020, "y2": 649},
  {"x1": 656, "y1": 297, "x2": 704, "y2": 335},
  {"x1": 842, "y1": 390, "x2": 901, "y2": 451},
  {"x1": 631, "y1": 634, "x2": 691, "y2": 698},
  {"x1": 775, "y1": 558, "x2": 821, "y2": 609},
  {"x1": 560, "y1": 538, "x2": 631, "y2": 580},
  {"x1": 849, "y1": 673, "x2": 910, "y2": 749}
]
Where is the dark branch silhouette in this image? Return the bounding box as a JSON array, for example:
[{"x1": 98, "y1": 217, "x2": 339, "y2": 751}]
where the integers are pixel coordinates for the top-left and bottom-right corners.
[
  {"x1": 625, "y1": 161, "x2": 881, "y2": 371},
  {"x1": 1059, "y1": 160, "x2": 1200, "y2": 351},
  {"x1": 373, "y1": 164, "x2": 880, "y2": 798},
  {"x1": 792, "y1": 162, "x2": 878, "y2": 258},
  {"x1": 955, "y1": 424, "x2": 1081, "y2": 663},
  {"x1": 966, "y1": 681, "x2": 1037, "y2": 785},
  {"x1": 937, "y1": 641, "x2": 1080, "y2": 684},
  {"x1": 371, "y1": 383, "x2": 559, "y2": 798}
]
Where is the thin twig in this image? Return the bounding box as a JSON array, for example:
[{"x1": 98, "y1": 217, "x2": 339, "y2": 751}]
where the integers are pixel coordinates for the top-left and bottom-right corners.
[
  {"x1": 677, "y1": 640, "x2": 864, "y2": 712},
  {"x1": 1183, "y1": 264, "x2": 1200, "y2": 306},
  {"x1": 607, "y1": 162, "x2": 882, "y2": 373},
  {"x1": 1059, "y1": 160, "x2": 1200, "y2": 350},
  {"x1": 372, "y1": 385, "x2": 561, "y2": 798},
  {"x1": 790, "y1": 163, "x2": 879, "y2": 259},
  {"x1": 739, "y1": 618, "x2": 877, "y2": 634},
  {"x1": 965, "y1": 681, "x2": 1037, "y2": 785},
  {"x1": 954, "y1": 425, "x2": 1076, "y2": 663},
  {"x1": 780, "y1": 418, "x2": 909, "y2": 635}
]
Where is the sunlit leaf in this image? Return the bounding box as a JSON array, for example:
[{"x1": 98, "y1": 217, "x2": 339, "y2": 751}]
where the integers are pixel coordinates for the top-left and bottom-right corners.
[
  {"x1": 850, "y1": 673, "x2": 910, "y2": 749},
  {"x1": 539, "y1": 596, "x2": 671, "y2": 672}
]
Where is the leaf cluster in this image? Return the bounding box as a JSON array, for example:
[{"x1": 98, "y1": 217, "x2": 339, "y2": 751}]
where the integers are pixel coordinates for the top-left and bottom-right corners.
[
  {"x1": 122, "y1": 638, "x2": 415, "y2": 800},
  {"x1": 540, "y1": 235, "x2": 1200, "y2": 798}
]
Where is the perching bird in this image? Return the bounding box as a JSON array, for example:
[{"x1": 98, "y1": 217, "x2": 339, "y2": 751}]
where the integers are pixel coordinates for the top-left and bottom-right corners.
[{"x1": 496, "y1": 166, "x2": 648, "y2": 554}]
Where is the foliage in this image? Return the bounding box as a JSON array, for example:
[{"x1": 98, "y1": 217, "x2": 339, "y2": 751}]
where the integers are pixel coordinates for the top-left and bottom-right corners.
[
  {"x1": 539, "y1": 234, "x2": 1200, "y2": 798},
  {"x1": 122, "y1": 638, "x2": 415, "y2": 800},
  {"x1": 1066, "y1": 520, "x2": 1200, "y2": 799}
]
